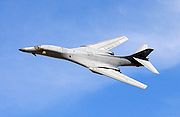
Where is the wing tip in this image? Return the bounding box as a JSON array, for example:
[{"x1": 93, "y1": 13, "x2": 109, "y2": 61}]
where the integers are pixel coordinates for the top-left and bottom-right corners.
[
  {"x1": 115, "y1": 36, "x2": 128, "y2": 44},
  {"x1": 136, "y1": 82, "x2": 147, "y2": 89},
  {"x1": 121, "y1": 36, "x2": 128, "y2": 41},
  {"x1": 142, "y1": 85, "x2": 148, "y2": 89},
  {"x1": 154, "y1": 70, "x2": 160, "y2": 74}
]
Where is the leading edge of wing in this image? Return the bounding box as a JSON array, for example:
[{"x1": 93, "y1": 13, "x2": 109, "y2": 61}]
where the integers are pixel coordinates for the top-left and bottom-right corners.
[
  {"x1": 89, "y1": 67, "x2": 147, "y2": 89},
  {"x1": 83, "y1": 36, "x2": 128, "y2": 50}
]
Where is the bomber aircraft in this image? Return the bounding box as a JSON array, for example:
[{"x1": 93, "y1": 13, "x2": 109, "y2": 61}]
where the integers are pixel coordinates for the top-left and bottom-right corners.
[{"x1": 19, "y1": 36, "x2": 159, "y2": 89}]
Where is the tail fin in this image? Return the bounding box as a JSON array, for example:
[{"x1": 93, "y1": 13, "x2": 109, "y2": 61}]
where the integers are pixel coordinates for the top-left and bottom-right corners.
[
  {"x1": 132, "y1": 44, "x2": 159, "y2": 74},
  {"x1": 132, "y1": 48, "x2": 153, "y2": 60}
]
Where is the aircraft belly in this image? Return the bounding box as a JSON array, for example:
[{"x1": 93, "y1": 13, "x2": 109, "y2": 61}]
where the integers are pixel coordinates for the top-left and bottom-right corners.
[
  {"x1": 66, "y1": 54, "x2": 119, "y2": 67},
  {"x1": 43, "y1": 51, "x2": 132, "y2": 67},
  {"x1": 117, "y1": 58, "x2": 132, "y2": 66},
  {"x1": 60, "y1": 54, "x2": 93, "y2": 67},
  {"x1": 40, "y1": 50, "x2": 66, "y2": 59},
  {"x1": 85, "y1": 55, "x2": 131, "y2": 67}
]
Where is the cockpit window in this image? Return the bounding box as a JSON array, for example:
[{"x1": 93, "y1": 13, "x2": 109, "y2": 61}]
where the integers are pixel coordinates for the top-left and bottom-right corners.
[{"x1": 34, "y1": 45, "x2": 41, "y2": 50}]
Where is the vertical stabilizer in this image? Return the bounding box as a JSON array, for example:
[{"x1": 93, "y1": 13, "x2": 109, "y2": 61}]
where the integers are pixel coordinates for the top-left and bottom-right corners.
[{"x1": 131, "y1": 45, "x2": 159, "y2": 74}]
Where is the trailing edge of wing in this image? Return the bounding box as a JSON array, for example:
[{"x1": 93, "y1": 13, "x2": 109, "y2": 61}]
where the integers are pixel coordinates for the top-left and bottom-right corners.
[
  {"x1": 89, "y1": 67, "x2": 147, "y2": 89},
  {"x1": 85, "y1": 36, "x2": 128, "y2": 50}
]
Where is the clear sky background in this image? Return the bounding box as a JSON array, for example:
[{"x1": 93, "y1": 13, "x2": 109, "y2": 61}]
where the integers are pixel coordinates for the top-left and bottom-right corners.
[{"x1": 0, "y1": 0, "x2": 180, "y2": 117}]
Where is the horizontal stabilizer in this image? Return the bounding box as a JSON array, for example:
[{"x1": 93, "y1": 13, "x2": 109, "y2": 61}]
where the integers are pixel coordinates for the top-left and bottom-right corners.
[{"x1": 133, "y1": 57, "x2": 159, "y2": 74}]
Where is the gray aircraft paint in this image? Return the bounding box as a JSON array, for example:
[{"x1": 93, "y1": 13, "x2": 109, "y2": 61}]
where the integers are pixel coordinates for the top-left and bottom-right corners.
[{"x1": 19, "y1": 36, "x2": 159, "y2": 89}]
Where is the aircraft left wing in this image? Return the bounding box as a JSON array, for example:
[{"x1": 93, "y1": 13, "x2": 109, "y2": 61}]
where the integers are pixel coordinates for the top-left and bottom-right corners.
[
  {"x1": 85, "y1": 36, "x2": 128, "y2": 50},
  {"x1": 89, "y1": 67, "x2": 147, "y2": 89}
]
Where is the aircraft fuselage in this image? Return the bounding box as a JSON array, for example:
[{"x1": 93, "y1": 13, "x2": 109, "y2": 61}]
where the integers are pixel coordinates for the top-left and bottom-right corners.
[
  {"x1": 19, "y1": 36, "x2": 159, "y2": 89},
  {"x1": 20, "y1": 45, "x2": 135, "y2": 69}
]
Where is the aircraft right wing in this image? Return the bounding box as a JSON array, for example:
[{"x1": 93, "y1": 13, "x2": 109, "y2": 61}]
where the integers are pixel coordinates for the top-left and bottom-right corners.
[
  {"x1": 84, "y1": 36, "x2": 128, "y2": 51},
  {"x1": 89, "y1": 67, "x2": 147, "y2": 89}
]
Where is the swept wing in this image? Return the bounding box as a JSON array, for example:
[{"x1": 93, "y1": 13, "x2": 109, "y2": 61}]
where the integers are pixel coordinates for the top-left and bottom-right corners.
[
  {"x1": 84, "y1": 36, "x2": 128, "y2": 51},
  {"x1": 89, "y1": 67, "x2": 147, "y2": 89}
]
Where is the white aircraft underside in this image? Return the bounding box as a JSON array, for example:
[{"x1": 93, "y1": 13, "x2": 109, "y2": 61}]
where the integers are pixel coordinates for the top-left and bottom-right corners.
[{"x1": 19, "y1": 36, "x2": 159, "y2": 89}]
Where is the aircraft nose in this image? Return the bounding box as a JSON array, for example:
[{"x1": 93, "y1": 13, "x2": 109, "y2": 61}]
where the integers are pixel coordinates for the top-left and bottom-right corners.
[
  {"x1": 19, "y1": 47, "x2": 36, "y2": 53},
  {"x1": 19, "y1": 48, "x2": 26, "y2": 52}
]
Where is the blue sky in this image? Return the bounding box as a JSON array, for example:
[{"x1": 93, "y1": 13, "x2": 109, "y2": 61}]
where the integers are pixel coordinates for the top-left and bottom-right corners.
[{"x1": 0, "y1": 0, "x2": 180, "y2": 117}]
